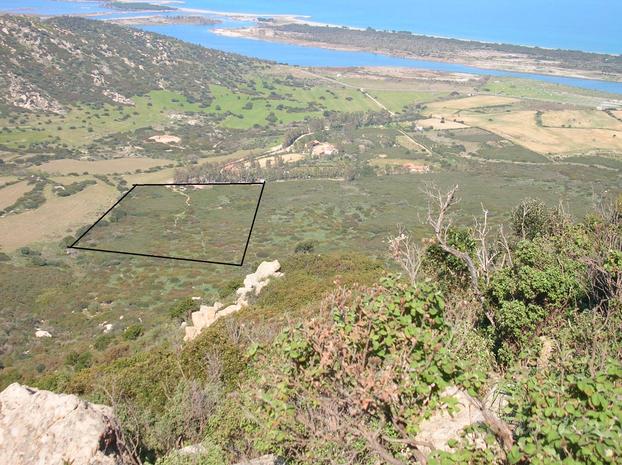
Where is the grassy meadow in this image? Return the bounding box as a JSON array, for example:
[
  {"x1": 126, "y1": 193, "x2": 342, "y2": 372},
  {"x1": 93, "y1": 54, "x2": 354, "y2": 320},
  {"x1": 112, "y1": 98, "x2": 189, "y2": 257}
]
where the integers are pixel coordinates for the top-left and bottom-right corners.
[{"x1": 1, "y1": 62, "x2": 622, "y2": 390}]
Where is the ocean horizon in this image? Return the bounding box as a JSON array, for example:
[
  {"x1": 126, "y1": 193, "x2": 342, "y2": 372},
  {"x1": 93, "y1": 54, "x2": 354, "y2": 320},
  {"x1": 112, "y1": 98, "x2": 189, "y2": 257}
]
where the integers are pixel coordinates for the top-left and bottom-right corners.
[
  {"x1": 3, "y1": 0, "x2": 622, "y2": 94},
  {"x1": 4, "y1": 0, "x2": 621, "y2": 54}
]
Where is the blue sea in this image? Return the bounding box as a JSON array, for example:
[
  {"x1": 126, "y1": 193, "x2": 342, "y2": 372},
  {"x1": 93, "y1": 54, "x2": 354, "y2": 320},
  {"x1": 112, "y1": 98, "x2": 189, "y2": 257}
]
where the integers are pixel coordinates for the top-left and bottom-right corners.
[
  {"x1": 3, "y1": 1, "x2": 622, "y2": 94},
  {"x1": 176, "y1": 0, "x2": 622, "y2": 54}
]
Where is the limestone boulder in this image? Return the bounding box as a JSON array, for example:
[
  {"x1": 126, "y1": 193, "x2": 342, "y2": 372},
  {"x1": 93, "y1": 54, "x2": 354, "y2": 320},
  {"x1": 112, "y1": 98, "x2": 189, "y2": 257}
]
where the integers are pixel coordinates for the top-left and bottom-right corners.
[
  {"x1": 414, "y1": 386, "x2": 485, "y2": 455},
  {"x1": 0, "y1": 383, "x2": 126, "y2": 465},
  {"x1": 184, "y1": 261, "x2": 282, "y2": 342},
  {"x1": 253, "y1": 260, "x2": 282, "y2": 282}
]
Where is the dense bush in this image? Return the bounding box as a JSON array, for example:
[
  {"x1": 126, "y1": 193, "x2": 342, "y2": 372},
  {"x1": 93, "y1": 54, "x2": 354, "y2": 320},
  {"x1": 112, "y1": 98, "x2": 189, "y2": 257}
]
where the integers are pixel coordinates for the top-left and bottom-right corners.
[
  {"x1": 123, "y1": 324, "x2": 144, "y2": 341},
  {"x1": 252, "y1": 278, "x2": 485, "y2": 464},
  {"x1": 293, "y1": 239, "x2": 318, "y2": 254},
  {"x1": 487, "y1": 237, "x2": 587, "y2": 364},
  {"x1": 169, "y1": 297, "x2": 199, "y2": 321},
  {"x1": 505, "y1": 361, "x2": 622, "y2": 465}
]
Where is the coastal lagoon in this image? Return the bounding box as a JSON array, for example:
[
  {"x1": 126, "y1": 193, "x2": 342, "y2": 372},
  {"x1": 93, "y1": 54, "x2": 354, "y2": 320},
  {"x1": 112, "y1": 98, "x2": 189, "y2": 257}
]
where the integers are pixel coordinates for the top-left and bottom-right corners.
[
  {"x1": 141, "y1": 23, "x2": 622, "y2": 95},
  {"x1": 3, "y1": 0, "x2": 622, "y2": 94}
]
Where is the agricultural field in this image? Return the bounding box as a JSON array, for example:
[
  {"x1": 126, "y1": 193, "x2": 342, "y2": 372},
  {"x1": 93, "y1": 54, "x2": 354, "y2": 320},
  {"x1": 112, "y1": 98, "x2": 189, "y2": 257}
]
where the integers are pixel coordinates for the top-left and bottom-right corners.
[
  {"x1": 34, "y1": 157, "x2": 173, "y2": 175},
  {"x1": 0, "y1": 182, "x2": 118, "y2": 250},
  {"x1": 461, "y1": 110, "x2": 622, "y2": 154},
  {"x1": 481, "y1": 76, "x2": 621, "y2": 106},
  {"x1": 420, "y1": 96, "x2": 622, "y2": 155},
  {"x1": 0, "y1": 181, "x2": 32, "y2": 210},
  {"x1": 541, "y1": 109, "x2": 622, "y2": 130}
]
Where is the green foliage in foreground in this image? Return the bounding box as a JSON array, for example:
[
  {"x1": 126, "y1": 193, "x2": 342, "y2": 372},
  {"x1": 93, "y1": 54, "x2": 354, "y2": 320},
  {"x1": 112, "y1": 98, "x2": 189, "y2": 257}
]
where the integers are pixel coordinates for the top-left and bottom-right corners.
[
  {"x1": 506, "y1": 362, "x2": 622, "y2": 465},
  {"x1": 26, "y1": 198, "x2": 622, "y2": 465},
  {"x1": 252, "y1": 278, "x2": 485, "y2": 464}
]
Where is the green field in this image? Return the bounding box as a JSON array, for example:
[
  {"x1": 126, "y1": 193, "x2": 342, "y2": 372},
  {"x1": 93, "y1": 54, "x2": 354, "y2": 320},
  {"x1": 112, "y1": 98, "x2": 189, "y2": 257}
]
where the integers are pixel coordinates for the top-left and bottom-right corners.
[
  {"x1": 0, "y1": 79, "x2": 382, "y2": 149},
  {"x1": 73, "y1": 184, "x2": 263, "y2": 263}
]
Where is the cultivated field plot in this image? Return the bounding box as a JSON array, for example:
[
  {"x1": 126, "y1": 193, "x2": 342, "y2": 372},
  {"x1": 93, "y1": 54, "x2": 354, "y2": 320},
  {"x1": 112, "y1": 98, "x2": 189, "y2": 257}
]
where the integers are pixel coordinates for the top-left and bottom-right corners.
[
  {"x1": 71, "y1": 183, "x2": 264, "y2": 264},
  {"x1": 35, "y1": 157, "x2": 172, "y2": 175},
  {"x1": 423, "y1": 96, "x2": 622, "y2": 155}
]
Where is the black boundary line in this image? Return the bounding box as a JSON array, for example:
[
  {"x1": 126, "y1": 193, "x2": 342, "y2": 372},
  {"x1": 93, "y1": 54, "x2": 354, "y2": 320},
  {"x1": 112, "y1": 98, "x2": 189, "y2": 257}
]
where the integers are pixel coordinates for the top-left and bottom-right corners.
[
  {"x1": 68, "y1": 185, "x2": 137, "y2": 248},
  {"x1": 239, "y1": 181, "x2": 266, "y2": 266},
  {"x1": 68, "y1": 182, "x2": 265, "y2": 266},
  {"x1": 69, "y1": 246, "x2": 242, "y2": 266},
  {"x1": 134, "y1": 182, "x2": 264, "y2": 186}
]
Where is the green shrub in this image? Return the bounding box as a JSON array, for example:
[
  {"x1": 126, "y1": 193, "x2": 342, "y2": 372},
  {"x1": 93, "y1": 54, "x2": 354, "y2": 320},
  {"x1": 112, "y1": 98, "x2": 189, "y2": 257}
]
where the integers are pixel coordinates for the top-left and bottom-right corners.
[
  {"x1": 293, "y1": 239, "x2": 318, "y2": 254},
  {"x1": 123, "y1": 324, "x2": 144, "y2": 340},
  {"x1": 487, "y1": 238, "x2": 586, "y2": 364},
  {"x1": 169, "y1": 297, "x2": 198, "y2": 321},
  {"x1": 64, "y1": 350, "x2": 92, "y2": 371},
  {"x1": 424, "y1": 227, "x2": 475, "y2": 290},
  {"x1": 218, "y1": 278, "x2": 243, "y2": 299},
  {"x1": 253, "y1": 277, "x2": 485, "y2": 464},
  {"x1": 505, "y1": 360, "x2": 622, "y2": 465},
  {"x1": 511, "y1": 198, "x2": 551, "y2": 240},
  {"x1": 94, "y1": 334, "x2": 114, "y2": 351}
]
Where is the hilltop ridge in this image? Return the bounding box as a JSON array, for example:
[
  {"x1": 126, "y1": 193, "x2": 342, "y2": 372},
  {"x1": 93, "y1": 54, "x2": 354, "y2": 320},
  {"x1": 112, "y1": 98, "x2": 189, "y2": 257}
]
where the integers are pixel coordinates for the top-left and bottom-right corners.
[{"x1": 0, "y1": 15, "x2": 260, "y2": 112}]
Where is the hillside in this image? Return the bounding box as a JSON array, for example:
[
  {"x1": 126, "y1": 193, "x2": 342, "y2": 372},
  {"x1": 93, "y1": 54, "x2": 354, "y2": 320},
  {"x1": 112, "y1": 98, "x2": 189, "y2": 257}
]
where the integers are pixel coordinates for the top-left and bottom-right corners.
[
  {"x1": 0, "y1": 13, "x2": 621, "y2": 465},
  {"x1": 0, "y1": 15, "x2": 259, "y2": 112}
]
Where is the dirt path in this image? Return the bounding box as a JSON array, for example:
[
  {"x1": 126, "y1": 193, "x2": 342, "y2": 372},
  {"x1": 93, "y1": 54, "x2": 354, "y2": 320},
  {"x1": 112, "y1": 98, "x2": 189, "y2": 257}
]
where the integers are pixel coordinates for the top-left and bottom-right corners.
[
  {"x1": 169, "y1": 186, "x2": 192, "y2": 228},
  {"x1": 397, "y1": 128, "x2": 431, "y2": 154},
  {"x1": 461, "y1": 152, "x2": 619, "y2": 171},
  {"x1": 298, "y1": 69, "x2": 394, "y2": 115}
]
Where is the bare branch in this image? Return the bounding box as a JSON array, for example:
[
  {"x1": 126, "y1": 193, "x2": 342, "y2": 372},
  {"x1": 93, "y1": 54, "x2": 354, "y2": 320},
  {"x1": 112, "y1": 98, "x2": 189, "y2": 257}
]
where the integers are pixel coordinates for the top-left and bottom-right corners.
[
  {"x1": 425, "y1": 185, "x2": 483, "y2": 302},
  {"x1": 387, "y1": 225, "x2": 425, "y2": 284}
]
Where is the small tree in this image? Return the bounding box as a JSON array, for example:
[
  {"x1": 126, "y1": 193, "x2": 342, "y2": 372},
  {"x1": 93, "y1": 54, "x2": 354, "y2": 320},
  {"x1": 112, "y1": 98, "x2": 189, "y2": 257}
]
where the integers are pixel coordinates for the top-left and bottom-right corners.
[{"x1": 511, "y1": 198, "x2": 550, "y2": 240}]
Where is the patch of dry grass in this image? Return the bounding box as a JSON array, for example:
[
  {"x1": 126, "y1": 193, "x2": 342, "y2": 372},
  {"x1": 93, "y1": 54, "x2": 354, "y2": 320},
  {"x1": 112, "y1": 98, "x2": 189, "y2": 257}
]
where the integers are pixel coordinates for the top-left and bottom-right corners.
[
  {"x1": 0, "y1": 181, "x2": 32, "y2": 210},
  {"x1": 415, "y1": 118, "x2": 469, "y2": 130},
  {"x1": 0, "y1": 182, "x2": 117, "y2": 250},
  {"x1": 33, "y1": 157, "x2": 170, "y2": 175},
  {"x1": 542, "y1": 109, "x2": 622, "y2": 130},
  {"x1": 461, "y1": 111, "x2": 622, "y2": 155},
  {"x1": 426, "y1": 95, "x2": 519, "y2": 112}
]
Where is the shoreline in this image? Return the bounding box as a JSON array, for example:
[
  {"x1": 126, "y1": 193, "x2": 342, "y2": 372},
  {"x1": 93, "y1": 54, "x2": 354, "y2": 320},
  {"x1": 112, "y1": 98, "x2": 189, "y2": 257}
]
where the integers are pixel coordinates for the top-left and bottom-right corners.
[
  {"x1": 212, "y1": 26, "x2": 622, "y2": 84},
  {"x1": 3, "y1": 3, "x2": 620, "y2": 55},
  {"x1": 3, "y1": 4, "x2": 621, "y2": 87},
  {"x1": 144, "y1": 5, "x2": 621, "y2": 57}
]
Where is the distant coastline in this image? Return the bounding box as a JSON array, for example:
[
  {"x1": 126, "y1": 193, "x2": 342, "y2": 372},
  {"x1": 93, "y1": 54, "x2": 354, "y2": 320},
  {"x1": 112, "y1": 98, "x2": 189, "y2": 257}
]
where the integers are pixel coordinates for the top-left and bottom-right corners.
[
  {"x1": 210, "y1": 23, "x2": 622, "y2": 84},
  {"x1": 106, "y1": 14, "x2": 219, "y2": 26},
  {"x1": 3, "y1": 1, "x2": 622, "y2": 91}
]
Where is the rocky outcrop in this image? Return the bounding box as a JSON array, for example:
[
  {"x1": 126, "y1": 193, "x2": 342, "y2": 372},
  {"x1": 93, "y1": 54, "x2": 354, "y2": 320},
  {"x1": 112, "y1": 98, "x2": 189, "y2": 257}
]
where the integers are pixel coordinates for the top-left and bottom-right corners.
[
  {"x1": 184, "y1": 260, "x2": 283, "y2": 342},
  {"x1": 0, "y1": 383, "x2": 126, "y2": 465},
  {"x1": 414, "y1": 386, "x2": 486, "y2": 455}
]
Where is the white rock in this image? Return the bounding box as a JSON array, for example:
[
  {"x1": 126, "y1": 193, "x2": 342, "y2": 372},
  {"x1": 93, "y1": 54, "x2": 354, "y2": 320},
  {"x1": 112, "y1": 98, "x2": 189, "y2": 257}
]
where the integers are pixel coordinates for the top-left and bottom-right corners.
[
  {"x1": 103, "y1": 323, "x2": 114, "y2": 334},
  {"x1": 414, "y1": 386, "x2": 485, "y2": 455},
  {"x1": 218, "y1": 303, "x2": 242, "y2": 318},
  {"x1": 0, "y1": 383, "x2": 125, "y2": 465},
  {"x1": 177, "y1": 443, "x2": 207, "y2": 456},
  {"x1": 184, "y1": 261, "x2": 282, "y2": 342},
  {"x1": 254, "y1": 260, "x2": 281, "y2": 282},
  {"x1": 34, "y1": 330, "x2": 52, "y2": 338},
  {"x1": 184, "y1": 326, "x2": 200, "y2": 342}
]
